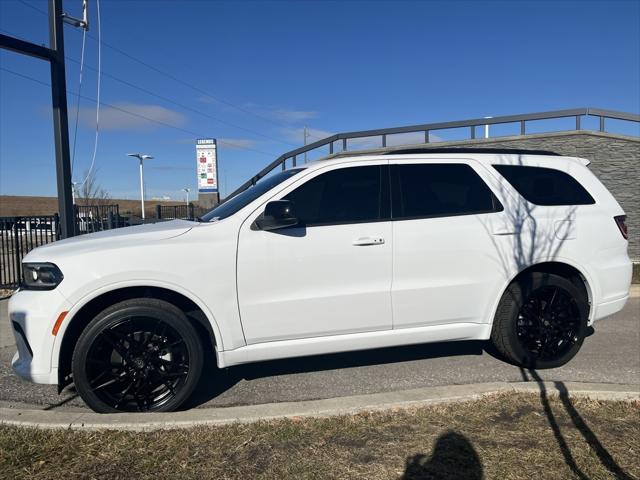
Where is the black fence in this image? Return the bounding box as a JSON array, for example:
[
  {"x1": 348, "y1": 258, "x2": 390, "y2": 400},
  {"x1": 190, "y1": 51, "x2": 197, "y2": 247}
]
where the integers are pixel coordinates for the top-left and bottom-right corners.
[
  {"x1": 156, "y1": 203, "x2": 208, "y2": 220},
  {"x1": 0, "y1": 215, "x2": 60, "y2": 289},
  {"x1": 0, "y1": 204, "x2": 124, "y2": 288}
]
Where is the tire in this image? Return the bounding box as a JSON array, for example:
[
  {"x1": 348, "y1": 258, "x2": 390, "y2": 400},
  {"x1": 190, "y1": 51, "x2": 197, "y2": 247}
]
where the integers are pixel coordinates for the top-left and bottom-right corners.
[
  {"x1": 72, "y1": 298, "x2": 203, "y2": 413},
  {"x1": 490, "y1": 272, "x2": 589, "y2": 369}
]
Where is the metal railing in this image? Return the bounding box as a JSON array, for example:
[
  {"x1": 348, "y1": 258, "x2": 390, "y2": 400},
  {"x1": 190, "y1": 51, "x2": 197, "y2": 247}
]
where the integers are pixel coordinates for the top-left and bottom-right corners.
[
  {"x1": 0, "y1": 205, "x2": 126, "y2": 288},
  {"x1": 225, "y1": 107, "x2": 640, "y2": 201}
]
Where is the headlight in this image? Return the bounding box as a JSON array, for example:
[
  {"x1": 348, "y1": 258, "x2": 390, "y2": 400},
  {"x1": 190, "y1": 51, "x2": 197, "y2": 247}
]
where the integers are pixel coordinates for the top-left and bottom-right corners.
[{"x1": 22, "y1": 263, "x2": 64, "y2": 290}]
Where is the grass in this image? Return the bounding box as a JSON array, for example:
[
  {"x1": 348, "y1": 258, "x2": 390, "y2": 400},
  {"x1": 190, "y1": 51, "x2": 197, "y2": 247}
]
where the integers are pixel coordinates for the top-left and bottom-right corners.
[{"x1": 0, "y1": 392, "x2": 638, "y2": 480}]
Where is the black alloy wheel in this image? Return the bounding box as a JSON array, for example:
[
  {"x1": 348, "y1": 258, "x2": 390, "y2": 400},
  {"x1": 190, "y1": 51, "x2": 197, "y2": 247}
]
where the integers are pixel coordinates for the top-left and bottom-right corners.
[
  {"x1": 72, "y1": 298, "x2": 203, "y2": 413},
  {"x1": 491, "y1": 272, "x2": 589, "y2": 369},
  {"x1": 515, "y1": 286, "x2": 582, "y2": 362}
]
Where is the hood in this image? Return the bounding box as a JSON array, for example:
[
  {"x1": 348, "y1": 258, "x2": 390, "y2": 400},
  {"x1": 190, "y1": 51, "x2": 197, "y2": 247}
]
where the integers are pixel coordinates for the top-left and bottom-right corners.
[{"x1": 24, "y1": 219, "x2": 197, "y2": 262}]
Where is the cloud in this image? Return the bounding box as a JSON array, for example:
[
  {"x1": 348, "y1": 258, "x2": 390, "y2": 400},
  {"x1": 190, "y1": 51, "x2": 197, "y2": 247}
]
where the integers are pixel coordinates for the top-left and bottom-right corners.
[
  {"x1": 151, "y1": 165, "x2": 192, "y2": 171},
  {"x1": 279, "y1": 127, "x2": 334, "y2": 145},
  {"x1": 242, "y1": 103, "x2": 318, "y2": 123},
  {"x1": 197, "y1": 95, "x2": 216, "y2": 104},
  {"x1": 76, "y1": 102, "x2": 187, "y2": 131},
  {"x1": 217, "y1": 137, "x2": 258, "y2": 150},
  {"x1": 279, "y1": 127, "x2": 444, "y2": 154}
]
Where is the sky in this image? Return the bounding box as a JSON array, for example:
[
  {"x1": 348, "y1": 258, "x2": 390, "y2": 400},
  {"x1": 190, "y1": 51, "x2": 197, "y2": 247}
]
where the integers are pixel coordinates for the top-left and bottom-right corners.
[{"x1": 1, "y1": 0, "x2": 639, "y2": 201}]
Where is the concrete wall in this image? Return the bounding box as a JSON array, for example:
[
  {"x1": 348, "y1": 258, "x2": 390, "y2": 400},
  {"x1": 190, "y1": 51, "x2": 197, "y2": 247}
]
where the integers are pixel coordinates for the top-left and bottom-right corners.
[{"x1": 337, "y1": 130, "x2": 640, "y2": 261}]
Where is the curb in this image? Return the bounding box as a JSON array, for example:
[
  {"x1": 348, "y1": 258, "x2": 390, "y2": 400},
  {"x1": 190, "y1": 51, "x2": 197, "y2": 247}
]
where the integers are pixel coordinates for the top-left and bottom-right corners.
[{"x1": 1, "y1": 381, "x2": 638, "y2": 431}]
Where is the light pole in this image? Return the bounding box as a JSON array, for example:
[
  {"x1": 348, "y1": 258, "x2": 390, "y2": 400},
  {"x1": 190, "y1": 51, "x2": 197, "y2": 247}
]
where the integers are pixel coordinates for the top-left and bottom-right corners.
[
  {"x1": 182, "y1": 188, "x2": 190, "y2": 205},
  {"x1": 127, "y1": 153, "x2": 154, "y2": 219}
]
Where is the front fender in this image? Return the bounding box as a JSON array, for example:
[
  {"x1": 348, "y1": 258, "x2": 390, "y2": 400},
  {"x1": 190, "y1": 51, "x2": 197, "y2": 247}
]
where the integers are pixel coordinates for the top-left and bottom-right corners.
[{"x1": 50, "y1": 279, "x2": 227, "y2": 370}]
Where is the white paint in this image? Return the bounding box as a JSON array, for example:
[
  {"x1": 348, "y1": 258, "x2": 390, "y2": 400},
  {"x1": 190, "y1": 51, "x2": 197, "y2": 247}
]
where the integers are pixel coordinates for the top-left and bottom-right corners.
[{"x1": 9, "y1": 153, "x2": 633, "y2": 389}]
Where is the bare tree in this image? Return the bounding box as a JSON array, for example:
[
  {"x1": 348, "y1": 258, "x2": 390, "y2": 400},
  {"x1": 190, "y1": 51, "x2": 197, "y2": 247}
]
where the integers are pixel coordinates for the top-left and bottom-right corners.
[{"x1": 78, "y1": 169, "x2": 111, "y2": 207}]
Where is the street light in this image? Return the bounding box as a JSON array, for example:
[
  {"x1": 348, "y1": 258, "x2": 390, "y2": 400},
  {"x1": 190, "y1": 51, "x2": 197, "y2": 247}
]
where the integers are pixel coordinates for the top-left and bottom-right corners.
[
  {"x1": 127, "y1": 153, "x2": 154, "y2": 219},
  {"x1": 182, "y1": 188, "x2": 191, "y2": 206}
]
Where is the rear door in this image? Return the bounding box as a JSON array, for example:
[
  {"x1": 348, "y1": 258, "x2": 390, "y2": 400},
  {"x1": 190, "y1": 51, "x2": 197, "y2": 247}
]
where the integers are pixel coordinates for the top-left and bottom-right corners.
[{"x1": 390, "y1": 159, "x2": 508, "y2": 329}]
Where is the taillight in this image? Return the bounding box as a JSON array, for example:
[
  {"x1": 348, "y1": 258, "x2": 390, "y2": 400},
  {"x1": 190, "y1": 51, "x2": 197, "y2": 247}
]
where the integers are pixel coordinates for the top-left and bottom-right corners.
[{"x1": 614, "y1": 215, "x2": 628, "y2": 239}]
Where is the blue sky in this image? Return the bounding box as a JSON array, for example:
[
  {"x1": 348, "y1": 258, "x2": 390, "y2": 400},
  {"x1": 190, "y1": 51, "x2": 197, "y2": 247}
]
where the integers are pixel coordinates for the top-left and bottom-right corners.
[{"x1": 1, "y1": 0, "x2": 639, "y2": 200}]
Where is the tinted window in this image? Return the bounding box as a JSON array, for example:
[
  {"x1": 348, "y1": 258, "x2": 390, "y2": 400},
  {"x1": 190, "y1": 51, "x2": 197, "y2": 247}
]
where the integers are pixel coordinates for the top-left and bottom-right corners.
[
  {"x1": 391, "y1": 164, "x2": 501, "y2": 219},
  {"x1": 284, "y1": 165, "x2": 387, "y2": 226},
  {"x1": 493, "y1": 165, "x2": 595, "y2": 206}
]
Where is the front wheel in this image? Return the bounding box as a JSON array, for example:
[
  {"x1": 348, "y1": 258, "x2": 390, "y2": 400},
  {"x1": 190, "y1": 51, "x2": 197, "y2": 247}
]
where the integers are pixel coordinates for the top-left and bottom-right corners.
[
  {"x1": 72, "y1": 298, "x2": 203, "y2": 413},
  {"x1": 491, "y1": 273, "x2": 589, "y2": 369}
]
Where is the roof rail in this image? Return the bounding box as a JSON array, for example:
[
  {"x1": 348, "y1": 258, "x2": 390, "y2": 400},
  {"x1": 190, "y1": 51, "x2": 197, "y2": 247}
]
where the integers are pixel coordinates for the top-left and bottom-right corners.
[{"x1": 383, "y1": 148, "x2": 561, "y2": 156}]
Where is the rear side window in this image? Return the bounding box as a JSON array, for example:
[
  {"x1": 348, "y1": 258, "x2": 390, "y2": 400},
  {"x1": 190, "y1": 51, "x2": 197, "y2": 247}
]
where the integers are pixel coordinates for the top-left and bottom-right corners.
[
  {"x1": 493, "y1": 165, "x2": 595, "y2": 206},
  {"x1": 391, "y1": 163, "x2": 502, "y2": 219},
  {"x1": 284, "y1": 165, "x2": 388, "y2": 226}
]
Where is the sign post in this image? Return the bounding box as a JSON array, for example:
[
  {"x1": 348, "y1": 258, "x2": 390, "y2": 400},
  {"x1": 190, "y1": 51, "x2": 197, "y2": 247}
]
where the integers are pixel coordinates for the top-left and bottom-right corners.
[{"x1": 196, "y1": 138, "x2": 219, "y2": 208}]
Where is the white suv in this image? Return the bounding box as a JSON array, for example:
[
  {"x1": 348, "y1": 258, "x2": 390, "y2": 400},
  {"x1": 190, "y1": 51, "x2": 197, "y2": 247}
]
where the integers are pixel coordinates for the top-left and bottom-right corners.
[{"x1": 9, "y1": 151, "x2": 632, "y2": 412}]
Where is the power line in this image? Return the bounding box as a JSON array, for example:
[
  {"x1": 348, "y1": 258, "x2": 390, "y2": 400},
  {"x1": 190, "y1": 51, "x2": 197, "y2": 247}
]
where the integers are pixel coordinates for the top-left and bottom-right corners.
[
  {"x1": 0, "y1": 66, "x2": 278, "y2": 157},
  {"x1": 77, "y1": 0, "x2": 101, "y2": 186},
  {"x1": 0, "y1": 25, "x2": 297, "y2": 147},
  {"x1": 16, "y1": 0, "x2": 305, "y2": 132},
  {"x1": 66, "y1": 58, "x2": 297, "y2": 146}
]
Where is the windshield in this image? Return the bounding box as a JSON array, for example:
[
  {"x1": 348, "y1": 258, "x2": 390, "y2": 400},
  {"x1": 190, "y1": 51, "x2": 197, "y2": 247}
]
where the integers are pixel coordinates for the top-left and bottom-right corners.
[{"x1": 200, "y1": 168, "x2": 304, "y2": 222}]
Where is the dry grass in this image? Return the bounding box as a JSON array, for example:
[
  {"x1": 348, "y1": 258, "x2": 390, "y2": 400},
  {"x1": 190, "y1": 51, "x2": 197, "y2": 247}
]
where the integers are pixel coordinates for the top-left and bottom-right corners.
[{"x1": 1, "y1": 392, "x2": 638, "y2": 479}]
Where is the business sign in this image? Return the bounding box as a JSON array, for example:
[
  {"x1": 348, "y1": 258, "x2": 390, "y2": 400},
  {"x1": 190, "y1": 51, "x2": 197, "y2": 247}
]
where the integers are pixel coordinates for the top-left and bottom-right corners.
[{"x1": 196, "y1": 138, "x2": 218, "y2": 193}]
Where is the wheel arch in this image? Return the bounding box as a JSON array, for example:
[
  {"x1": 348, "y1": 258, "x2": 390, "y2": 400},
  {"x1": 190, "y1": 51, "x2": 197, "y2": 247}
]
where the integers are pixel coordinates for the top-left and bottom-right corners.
[
  {"x1": 55, "y1": 284, "x2": 222, "y2": 392},
  {"x1": 489, "y1": 260, "x2": 594, "y2": 328}
]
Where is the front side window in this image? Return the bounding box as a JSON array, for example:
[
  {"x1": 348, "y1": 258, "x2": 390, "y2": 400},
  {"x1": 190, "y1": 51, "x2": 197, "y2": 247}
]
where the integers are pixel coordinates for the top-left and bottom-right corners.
[
  {"x1": 493, "y1": 165, "x2": 595, "y2": 206},
  {"x1": 391, "y1": 163, "x2": 502, "y2": 219},
  {"x1": 283, "y1": 165, "x2": 388, "y2": 226},
  {"x1": 200, "y1": 168, "x2": 304, "y2": 221}
]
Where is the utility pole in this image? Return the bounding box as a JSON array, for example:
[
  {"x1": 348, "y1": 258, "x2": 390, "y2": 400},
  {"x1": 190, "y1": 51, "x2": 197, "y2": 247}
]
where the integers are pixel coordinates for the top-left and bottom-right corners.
[
  {"x1": 303, "y1": 126, "x2": 311, "y2": 163},
  {"x1": 0, "y1": 0, "x2": 88, "y2": 238}
]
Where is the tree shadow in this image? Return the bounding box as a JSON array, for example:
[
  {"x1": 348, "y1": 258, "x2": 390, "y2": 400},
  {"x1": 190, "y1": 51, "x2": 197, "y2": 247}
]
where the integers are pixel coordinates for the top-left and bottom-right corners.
[
  {"x1": 523, "y1": 367, "x2": 633, "y2": 480},
  {"x1": 400, "y1": 431, "x2": 483, "y2": 480},
  {"x1": 184, "y1": 340, "x2": 486, "y2": 409}
]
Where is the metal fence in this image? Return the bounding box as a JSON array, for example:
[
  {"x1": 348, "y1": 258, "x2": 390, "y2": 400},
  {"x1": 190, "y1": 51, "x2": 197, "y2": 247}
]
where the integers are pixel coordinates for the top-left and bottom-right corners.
[
  {"x1": 0, "y1": 215, "x2": 60, "y2": 288},
  {"x1": 225, "y1": 107, "x2": 640, "y2": 202},
  {"x1": 156, "y1": 203, "x2": 207, "y2": 220},
  {"x1": 0, "y1": 205, "x2": 124, "y2": 288}
]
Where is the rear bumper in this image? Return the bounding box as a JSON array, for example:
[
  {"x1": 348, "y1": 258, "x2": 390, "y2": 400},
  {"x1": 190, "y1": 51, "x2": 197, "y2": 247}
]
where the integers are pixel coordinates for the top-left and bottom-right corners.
[
  {"x1": 592, "y1": 293, "x2": 629, "y2": 322},
  {"x1": 588, "y1": 250, "x2": 632, "y2": 323}
]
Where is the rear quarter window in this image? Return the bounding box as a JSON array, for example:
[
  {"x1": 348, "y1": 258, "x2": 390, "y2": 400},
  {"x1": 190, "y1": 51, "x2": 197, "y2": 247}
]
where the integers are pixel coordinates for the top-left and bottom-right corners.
[{"x1": 493, "y1": 165, "x2": 595, "y2": 206}]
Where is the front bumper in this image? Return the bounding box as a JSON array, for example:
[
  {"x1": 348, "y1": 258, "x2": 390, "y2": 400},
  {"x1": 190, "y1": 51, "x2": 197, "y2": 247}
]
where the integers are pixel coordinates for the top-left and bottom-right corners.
[{"x1": 9, "y1": 288, "x2": 71, "y2": 385}]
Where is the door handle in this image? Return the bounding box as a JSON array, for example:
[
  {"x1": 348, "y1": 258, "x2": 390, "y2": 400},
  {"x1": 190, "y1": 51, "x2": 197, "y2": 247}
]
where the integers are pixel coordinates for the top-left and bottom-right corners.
[{"x1": 352, "y1": 236, "x2": 385, "y2": 246}]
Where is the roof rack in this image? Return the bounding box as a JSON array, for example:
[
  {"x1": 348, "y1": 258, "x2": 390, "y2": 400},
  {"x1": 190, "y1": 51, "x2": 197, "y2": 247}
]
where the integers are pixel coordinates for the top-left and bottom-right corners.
[{"x1": 383, "y1": 148, "x2": 561, "y2": 156}]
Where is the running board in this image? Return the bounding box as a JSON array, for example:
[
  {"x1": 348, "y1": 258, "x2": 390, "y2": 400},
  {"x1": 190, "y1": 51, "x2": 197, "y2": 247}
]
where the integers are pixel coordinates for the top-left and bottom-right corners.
[{"x1": 216, "y1": 322, "x2": 491, "y2": 368}]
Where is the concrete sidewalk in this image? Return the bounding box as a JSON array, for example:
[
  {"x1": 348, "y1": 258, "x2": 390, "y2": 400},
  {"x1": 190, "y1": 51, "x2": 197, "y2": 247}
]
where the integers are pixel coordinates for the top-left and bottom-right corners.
[{"x1": 0, "y1": 381, "x2": 637, "y2": 432}]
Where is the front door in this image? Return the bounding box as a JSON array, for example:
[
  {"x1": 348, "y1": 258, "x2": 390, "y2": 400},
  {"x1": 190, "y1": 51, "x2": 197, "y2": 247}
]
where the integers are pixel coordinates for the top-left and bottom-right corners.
[{"x1": 237, "y1": 163, "x2": 393, "y2": 344}]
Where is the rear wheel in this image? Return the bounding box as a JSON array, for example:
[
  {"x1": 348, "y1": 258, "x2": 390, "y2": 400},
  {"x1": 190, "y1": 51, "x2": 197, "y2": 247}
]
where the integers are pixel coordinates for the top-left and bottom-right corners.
[
  {"x1": 491, "y1": 273, "x2": 589, "y2": 369},
  {"x1": 72, "y1": 298, "x2": 203, "y2": 413}
]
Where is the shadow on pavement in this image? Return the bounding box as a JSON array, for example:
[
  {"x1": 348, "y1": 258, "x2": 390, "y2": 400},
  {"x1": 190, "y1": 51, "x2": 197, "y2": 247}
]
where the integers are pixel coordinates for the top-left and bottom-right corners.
[
  {"x1": 185, "y1": 340, "x2": 487, "y2": 409},
  {"x1": 400, "y1": 431, "x2": 483, "y2": 480}
]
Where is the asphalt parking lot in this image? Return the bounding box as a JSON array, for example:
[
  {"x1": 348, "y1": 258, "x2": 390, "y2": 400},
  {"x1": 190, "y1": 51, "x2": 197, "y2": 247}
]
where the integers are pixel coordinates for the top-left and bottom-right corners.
[{"x1": 0, "y1": 295, "x2": 638, "y2": 411}]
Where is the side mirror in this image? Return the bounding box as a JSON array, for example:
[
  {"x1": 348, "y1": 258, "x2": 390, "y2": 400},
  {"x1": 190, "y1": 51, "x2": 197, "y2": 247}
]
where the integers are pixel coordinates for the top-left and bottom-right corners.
[{"x1": 255, "y1": 200, "x2": 299, "y2": 231}]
